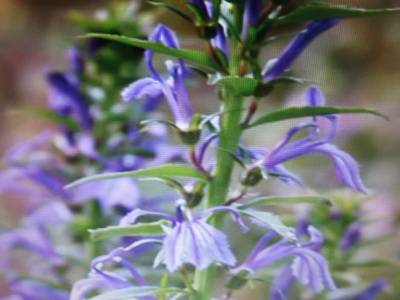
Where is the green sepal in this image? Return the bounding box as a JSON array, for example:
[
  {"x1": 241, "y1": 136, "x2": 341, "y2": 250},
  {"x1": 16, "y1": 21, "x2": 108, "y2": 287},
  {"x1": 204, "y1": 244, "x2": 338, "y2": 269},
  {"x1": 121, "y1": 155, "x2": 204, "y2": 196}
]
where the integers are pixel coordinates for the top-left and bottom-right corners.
[
  {"x1": 241, "y1": 167, "x2": 264, "y2": 187},
  {"x1": 185, "y1": 180, "x2": 206, "y2": 208},
  {"x1": 225, "y1": 271, "x2": 249, "y2": 290},
  {"x1": 81, "y1": 33, "x2": 223, "y2": 73},
  {"x1": 90, "y1": 286, "x2": 188, "y2": 300},
  {"x1": 246, "y1": 106, "x2": 387, "y2": 129},
  {"x1": 274, "y1": 2, "x2": 400, "y2": 26},
  {"x1": 65, "y1": 164, "x2": 208, "y2": 189},
  {"x1": 178, "y1": 114, "x2": 203, "y2": 145},
  {"x1": 89, "y1": 220, "x2": 169, "y2": 242}
]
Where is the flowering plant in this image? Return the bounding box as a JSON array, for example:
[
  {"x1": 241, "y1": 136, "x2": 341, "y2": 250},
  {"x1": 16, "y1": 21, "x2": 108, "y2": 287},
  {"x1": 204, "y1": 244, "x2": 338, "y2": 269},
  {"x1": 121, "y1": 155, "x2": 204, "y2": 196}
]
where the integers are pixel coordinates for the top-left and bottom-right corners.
[{"x1": 1, "y1": 1, "x2": 400, "y2": 299}]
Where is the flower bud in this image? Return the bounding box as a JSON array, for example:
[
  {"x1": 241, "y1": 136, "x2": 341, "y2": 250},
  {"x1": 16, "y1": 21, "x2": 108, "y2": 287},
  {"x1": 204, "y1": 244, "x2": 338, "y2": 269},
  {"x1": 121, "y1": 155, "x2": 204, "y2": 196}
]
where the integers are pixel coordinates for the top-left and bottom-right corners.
[
  {"x1": 340, "y1": 222, "x2": 361, "y2": 251},
  {"x1": 241, "y1": 167, "x2": 264, "y2": 187},
  {"x1": 195, "y1": 23, "x2": 219, "y2": 39}
]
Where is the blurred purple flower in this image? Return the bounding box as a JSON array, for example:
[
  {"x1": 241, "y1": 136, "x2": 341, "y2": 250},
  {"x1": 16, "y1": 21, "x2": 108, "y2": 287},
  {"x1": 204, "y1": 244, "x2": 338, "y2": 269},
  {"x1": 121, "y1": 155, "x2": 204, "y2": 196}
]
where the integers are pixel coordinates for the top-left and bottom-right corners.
[
  {"x1": 354, "y1": 278, "x2": 389, "y2": 300},
  {"x1": 233, "y1": 226, "x2": 336, "y2": 293},
  {"x1": 250, "y1": 87, "x2": 368, "y2": 193},
  {"x1": 72, "y1": 176, "x2": 141, "y2": 210},
  {"x1": 71, "y1": 243, "x2": 156, "y2": 300},
  {"x1": 122, "y1": 25, "x2": 194, "y2": 131},
  {"x1": 0, "y1": 227, "x2": 65, "y2": 271},
  {"x1": 263, "y1": 19, "x2": 340, "y2": 82},
  {"x1": 119, "y1": 200, "x2": 247, "y2": 272},
  {"x1": 67, "y1": 46, "x2": 85, "y2": 74},
  {"x1": 340, "y1": 221, "x2": 361, "y2": 251},
  {"x1": 7, "y1": 280, "x2": 69, "y2": 300},
  {"x1": 47, "y1": 72, "x2": 93, "y2": 131}
]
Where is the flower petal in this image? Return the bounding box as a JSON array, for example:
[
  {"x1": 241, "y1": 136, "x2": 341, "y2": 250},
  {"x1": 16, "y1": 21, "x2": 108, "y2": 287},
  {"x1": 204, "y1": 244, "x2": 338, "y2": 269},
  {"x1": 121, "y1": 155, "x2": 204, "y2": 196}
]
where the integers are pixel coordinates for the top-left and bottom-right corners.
[{"x1": 121, "y1": 77, "x2": 163, "y2": 102}]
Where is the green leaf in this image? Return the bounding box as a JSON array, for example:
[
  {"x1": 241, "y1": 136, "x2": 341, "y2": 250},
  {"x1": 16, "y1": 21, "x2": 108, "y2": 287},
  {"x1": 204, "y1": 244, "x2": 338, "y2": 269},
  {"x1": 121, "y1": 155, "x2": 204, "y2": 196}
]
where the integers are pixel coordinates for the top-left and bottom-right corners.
[
  {"x1": 90, "y1": 286, "x2": 187, "y2": 300},
  {"x1": 239, "y1": 195, "x2": 331, "y2": 209},
  {"x1": 9, "y1": 108, "x2": 79, "y2": 131},
  {"x1": 81, "y1": 33, "x2": 222, "y2": 73},
  {"x1": 238, "y1": 209, "x2": 297, "y2": 242},
  {"x1": 274, "y1": 2, "x2": 400, "y2": 26},
  {"x1": 348, "y1": 259, "x2": 400, "y2": 269},
  {"x1": 268, "y1": 76, "x2": 309, "y2": 85},
  {"x1": 66, "y1": 164, "x2": 207, "y2": 189},
  {"x1": 209, "y1": 76, "x2": 308, "y2": 97},
  {"x1": 148, "y1": 1, "x2": 193, "y2": 22},
  {"x1": 89, "y1": 220, "x2": 169, "y2": 242},
  {"x1": 246, "y1": 106, "x2": 387, "y2": 129}
]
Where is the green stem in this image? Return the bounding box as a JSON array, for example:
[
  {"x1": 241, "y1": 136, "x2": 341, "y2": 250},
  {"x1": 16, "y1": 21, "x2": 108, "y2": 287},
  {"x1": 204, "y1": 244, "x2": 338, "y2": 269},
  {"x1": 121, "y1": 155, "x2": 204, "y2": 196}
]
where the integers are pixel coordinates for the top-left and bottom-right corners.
[
  {"x1": 85, "y1": 199, "x2": 103, "y2": 270},
  {"x1": 192, "y1": 21, "x2": 244, "y2": 300}
]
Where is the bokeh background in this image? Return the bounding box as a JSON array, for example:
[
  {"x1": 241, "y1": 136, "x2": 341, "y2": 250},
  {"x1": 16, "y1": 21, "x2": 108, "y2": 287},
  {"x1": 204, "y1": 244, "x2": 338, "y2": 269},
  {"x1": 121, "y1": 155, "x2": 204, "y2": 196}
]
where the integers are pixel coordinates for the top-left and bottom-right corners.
[{"x1": 1, "y1": 0, "x2": 400, "y2": 298}]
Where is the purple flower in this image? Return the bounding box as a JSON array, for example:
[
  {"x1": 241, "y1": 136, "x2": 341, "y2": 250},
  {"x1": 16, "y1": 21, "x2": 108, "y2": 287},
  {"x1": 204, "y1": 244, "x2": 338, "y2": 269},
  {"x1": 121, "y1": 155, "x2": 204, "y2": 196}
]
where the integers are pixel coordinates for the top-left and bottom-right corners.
[
  {"x1": 71, "y1": 243, "x2": 156, "y2": 300},
  {"x1": 340, "y1": 221, "x2": 362, "y2": 251},
  {"x1": 270, "y1": 266, "x2": 294, "y2": 300},
  {"x1": 122, "y1": 25, "x2": 194, "y2": 131},
  {"x1": 0, "y1": 228, "x2": 65, "y2": 271},
  {"x1": 190, "y1": 0, "x2": 210, "y2": 21},
  {"x1": 242, "y1": 0, "x2": 262, "y2": 39},
  {"x1": 47, "y1": 72, "x2": 93, "y2": 131},
  {"x1": 120, "y1": 200, "x2": 248, "y2": 272},
  {"x1": 7, "y1": 280, "x2": 69, "y2": 300},
  {"x1": 263, "y1": 19, "x2": 340, "y2": 82},
  {"x1": 250, "y1": 87, "x2": 368, "y2": 193},
  {"x1": 3, "y1": 131, "x2": 74, "y2": 200},
  {"x1": 232, "y1": 226, "x2": 336, "y2": 293},
  {"x1": 354, "y1": 278, "x2": 389, "y2": 300},
  {"x1": 72, "y1": 176, "x2": 141, "y2": 210},
  {"x1": 68, "y1": 46, "x2": 85, "y2": 74}
]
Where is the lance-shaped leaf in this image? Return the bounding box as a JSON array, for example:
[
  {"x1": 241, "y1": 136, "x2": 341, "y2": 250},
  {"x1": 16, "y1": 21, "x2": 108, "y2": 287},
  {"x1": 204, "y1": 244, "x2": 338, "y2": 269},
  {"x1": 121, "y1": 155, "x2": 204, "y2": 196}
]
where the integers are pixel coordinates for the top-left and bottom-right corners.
[
  {"x1": 66, "y1": 164, "x2": 207, "y2": 189},
  {"x1": 208, "y1": 76, "x2": 308, "y2": 97},
  {"x1": 238, "y1": 209, "x2": 297, "y2": 243},
  {"x1": 245, "y1": 106, "x2": 387, "y2": 129},
  {"x1": 10, "y1": 108, "x2": 79, "y2": 131},
  {"x1": 89, "y1": 220, "x2": 170, "y2": 242},
  {"x1": 274, "y1": 2, "x2": 400, "y2": 26},
  {"x1": 90, "y1": 286, "x2": 187, "y2": 300},
  {"x1": 81, "y1": 33, "x2": 223, "y2": 73},
  {"x1": 239, "y1": 195, "x2": 331, "y2": 209}
]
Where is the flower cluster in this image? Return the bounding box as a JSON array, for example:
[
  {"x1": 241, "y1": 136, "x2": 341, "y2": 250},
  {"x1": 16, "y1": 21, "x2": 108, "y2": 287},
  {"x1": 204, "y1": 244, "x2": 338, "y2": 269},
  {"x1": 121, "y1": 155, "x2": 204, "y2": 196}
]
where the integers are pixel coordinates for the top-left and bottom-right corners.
[{"x1": 1, "y1": 1, "x2": 398, "y2": 300}]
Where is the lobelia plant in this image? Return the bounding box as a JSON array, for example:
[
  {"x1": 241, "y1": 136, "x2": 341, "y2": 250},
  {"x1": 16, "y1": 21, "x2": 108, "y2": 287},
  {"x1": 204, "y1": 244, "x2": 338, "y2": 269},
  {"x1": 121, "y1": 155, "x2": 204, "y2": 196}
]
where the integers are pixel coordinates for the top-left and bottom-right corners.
[{"x1": 1, "y1": 1, "x2": 400, "y2": 300}]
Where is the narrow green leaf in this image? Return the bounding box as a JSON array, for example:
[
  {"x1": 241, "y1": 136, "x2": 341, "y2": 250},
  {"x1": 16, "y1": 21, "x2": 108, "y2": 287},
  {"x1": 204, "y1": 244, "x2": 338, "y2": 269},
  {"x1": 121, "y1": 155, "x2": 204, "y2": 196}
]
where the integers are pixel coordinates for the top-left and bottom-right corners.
[
  {"x1": 148, "y1": 1, "x2": 193, "y2": 22},
  {"x1": 90, "y1": 286, "x2": 187, "y2": 300},
  {"x1": 238, "y1": 210, "x2": 297, "y2": 242},
  {"x1": 9, "y1": 108, "x2": 79, "y2": 131},
  {"x1": 82, "y1": 33, "x2": 222, "y2": 72},
  {"x1": 239, "y1": 196, "x2": 332, "y2": 209},
  {"x1": 268, "y1": 76, "x2": 309, "y2": 85},
  {"x1": 348, "y1": 259, "x2": 400, "y2": 269},
  {"x1": 209, "y1": 76, "x2": 308, "y2": 97},
  {"x1": 89, "y1": 220, "x2": 169, "y2": 242},
  {"x1": 274, "y1": 2, "x2": 400, "y2": 26},
  {"x1": 246, "y1": 106, "x2": 387, "y2": 129},
  {"x1": 66, "y1": 164, "x2": 207, "y2": 189}
]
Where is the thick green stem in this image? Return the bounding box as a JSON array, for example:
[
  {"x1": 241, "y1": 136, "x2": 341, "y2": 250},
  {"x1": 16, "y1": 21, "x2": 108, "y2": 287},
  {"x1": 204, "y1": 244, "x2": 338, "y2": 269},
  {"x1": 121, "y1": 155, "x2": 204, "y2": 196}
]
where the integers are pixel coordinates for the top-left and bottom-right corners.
[{"x1": 192, "y1": 34, "x2": 244, "y2": 300}]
